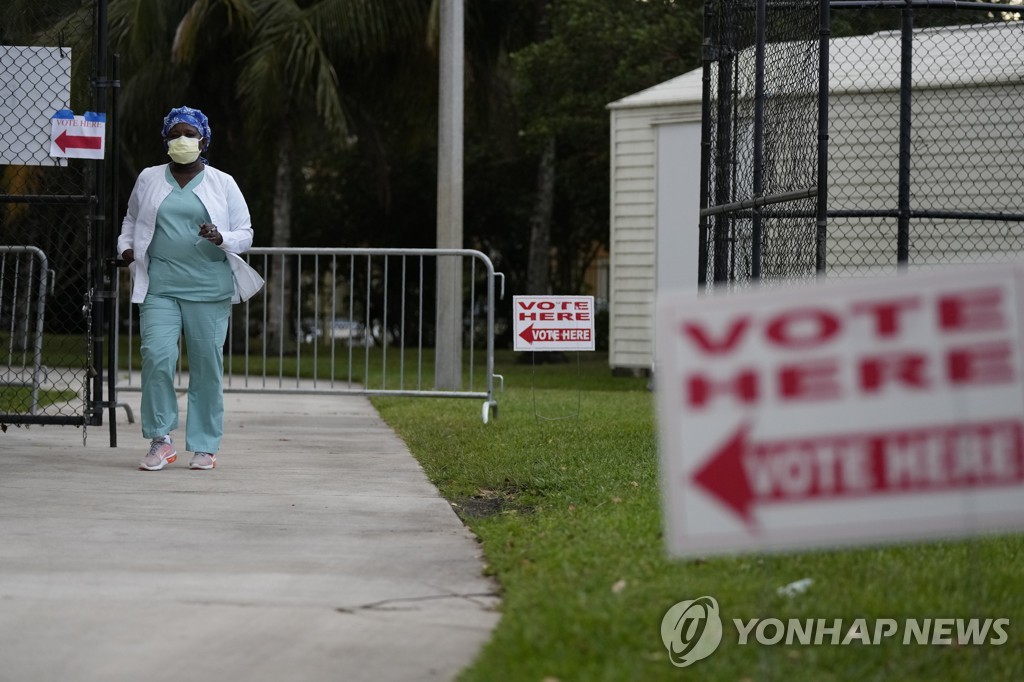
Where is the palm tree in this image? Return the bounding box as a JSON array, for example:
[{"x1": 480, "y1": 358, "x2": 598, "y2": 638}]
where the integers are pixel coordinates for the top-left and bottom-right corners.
[
  {"x1": 110, "y1": 0, "x2": 430, "y2": 345},
  {"x1": 228, "y1": 0, "x2": 429, "y2": 345}
]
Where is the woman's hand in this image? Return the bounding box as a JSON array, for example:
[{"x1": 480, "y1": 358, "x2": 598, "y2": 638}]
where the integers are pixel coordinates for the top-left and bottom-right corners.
[
  {"x1": 121, "y1": 249, "x2": 135, "y2": 265},
  {"x1": 198, "y1": 222, "x2": 223, "y2": 246}
]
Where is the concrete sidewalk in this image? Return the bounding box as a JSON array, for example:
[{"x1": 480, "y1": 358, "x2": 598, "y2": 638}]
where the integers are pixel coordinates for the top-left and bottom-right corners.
[{"x1": 0, "y1": 392, "x2": 500, "y2": 682}]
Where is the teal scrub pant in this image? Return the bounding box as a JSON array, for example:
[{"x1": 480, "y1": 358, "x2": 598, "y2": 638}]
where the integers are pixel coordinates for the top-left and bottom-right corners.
[{"x1": 139, "y1": 294, "x2": 231, "y2": 454}]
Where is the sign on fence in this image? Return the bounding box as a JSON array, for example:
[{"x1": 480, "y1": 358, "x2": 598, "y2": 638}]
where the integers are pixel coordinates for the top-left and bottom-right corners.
[
  {"x1": 513, "y1": 295, "x2": 595, "y2": 352},
  {"x1": 49, "y1": 109, "x2": 105, "y2": 159},
  {"x1": 656, "y1": 264, "x2": 1024, "y2": 556}
]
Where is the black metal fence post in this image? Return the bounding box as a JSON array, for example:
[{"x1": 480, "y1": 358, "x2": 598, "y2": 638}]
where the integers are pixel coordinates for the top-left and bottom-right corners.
[
  {"x1": 897, "y1": 1, "x2": 914, "y2": 268},
  {"x1": 751, "y1": 0, "x2": 768, "y2": 282},
  {"x1": 816, "y1": 0, "x2": 831, "y2": 275},
  {"x1": 106, "y1": 52, "x2": 121, "y2": 446},
  {"x1": 713, "y1": 51, "x2": 735, "y2": 285}
]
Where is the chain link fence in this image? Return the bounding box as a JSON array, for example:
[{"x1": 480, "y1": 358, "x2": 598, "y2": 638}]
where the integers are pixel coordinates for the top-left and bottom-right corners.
[
  {"x1": 828, "y1": 9, "x2": 1024, "y2": 275},
  {"x1": 700, "y1": 0, "x2": 823, "y2": 288},
  {"x1": 2, "y1": 1, "x2": 103, "y2": 427},
  {"x1": 700, "y1": 2, "x2": 1024, "y2": 287}
]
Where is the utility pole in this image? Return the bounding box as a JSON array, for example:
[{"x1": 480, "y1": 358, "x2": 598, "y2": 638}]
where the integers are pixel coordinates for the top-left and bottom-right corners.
[{"x1": 435, "y1": 0, "x2": 463, "y2": 389}]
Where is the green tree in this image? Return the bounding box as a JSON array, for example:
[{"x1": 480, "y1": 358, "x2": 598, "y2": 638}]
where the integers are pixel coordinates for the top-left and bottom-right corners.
[
  {"x1": 508, "y1": 0, "x2": 703, "y2": 297},
  {"x1": 831, "y1": 1, "x2": 1010, "y2": 38}
]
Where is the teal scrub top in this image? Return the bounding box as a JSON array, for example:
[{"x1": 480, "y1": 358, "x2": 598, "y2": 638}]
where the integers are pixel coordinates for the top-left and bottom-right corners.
[{"x1": 147, "y1": 166, "x2": 233, "y2": 301}]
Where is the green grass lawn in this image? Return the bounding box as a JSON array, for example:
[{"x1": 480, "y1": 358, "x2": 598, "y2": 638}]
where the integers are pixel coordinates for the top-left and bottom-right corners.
[
  {"x1": 0, "y1": 386, "x2": 79, "y2": 414},
  {"x1": 372, "y1": 352, "x2": 1024, "y2": 682}
]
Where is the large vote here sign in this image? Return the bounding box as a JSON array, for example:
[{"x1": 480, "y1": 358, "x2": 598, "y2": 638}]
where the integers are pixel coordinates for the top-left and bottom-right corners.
[{"x1": 655, "y1": 264, "x2": 1024, "y2": 557}]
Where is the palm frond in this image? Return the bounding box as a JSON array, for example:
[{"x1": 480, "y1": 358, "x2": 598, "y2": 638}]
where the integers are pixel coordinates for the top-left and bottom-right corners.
[
  {"x1": 306, "y1": 0, "x2": 429, "y2": 59},
  {"x1": 235, "y1": 0, "x2": 348, "y2": 138},
  {"x1": 172, "y1": 0, "x2": 256, "y2": 63}
]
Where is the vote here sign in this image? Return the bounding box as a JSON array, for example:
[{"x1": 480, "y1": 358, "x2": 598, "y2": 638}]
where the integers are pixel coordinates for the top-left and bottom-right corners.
[
  {"x1": 49, "y1": 109, "x2": 105, "y2": 160},
  {"x1": 655, "y1": 264, "x2": 1024, "y2": 557},
  {"x1": 513, "y1": 296, "x2": 595, "y2": 351}
]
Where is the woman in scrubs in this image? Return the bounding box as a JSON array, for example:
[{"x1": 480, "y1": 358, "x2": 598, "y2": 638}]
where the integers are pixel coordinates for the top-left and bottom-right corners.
[{"x1": 118, "y1": 106, "x2": 257, "y2": 471}]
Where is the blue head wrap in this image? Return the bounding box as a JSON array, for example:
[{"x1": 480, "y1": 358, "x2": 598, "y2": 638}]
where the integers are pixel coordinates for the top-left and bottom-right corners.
[{"x1": 161, "y1": 105, "x2": 212, "y2": 163}]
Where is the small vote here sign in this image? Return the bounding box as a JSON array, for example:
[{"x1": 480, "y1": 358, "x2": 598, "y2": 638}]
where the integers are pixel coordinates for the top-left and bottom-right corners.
[
  {"x1": 656, "y1": 263, "x2": 1024, "y2": 557},
  {"x1": 513, "y1": 295, "x2": 595, "y2": 352}
]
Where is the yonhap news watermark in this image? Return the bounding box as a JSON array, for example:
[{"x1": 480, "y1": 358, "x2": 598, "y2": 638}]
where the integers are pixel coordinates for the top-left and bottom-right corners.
[{"x1": 660, "y1": 596, "x2": 1010, "y2": 668}]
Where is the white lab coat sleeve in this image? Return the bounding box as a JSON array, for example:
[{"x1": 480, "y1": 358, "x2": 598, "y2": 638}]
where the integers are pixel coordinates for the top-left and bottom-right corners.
[
  {"x1": 117, "y1": 176, "x2": 143, "y2": 256},
  {"x1": 218, "y1": 174, "x2": 253, "y2": 255}
]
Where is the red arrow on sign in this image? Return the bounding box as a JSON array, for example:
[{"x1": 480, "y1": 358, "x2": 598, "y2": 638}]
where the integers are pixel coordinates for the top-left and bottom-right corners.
[
  {"x1": 55, "y1": 130, "x2": 103, "y2": 152},
  {"x1": 518, "y1": 325, "x2": 591, "y2": 344},
  {"x1": 693, "y1": 419, "x2": 1024, "y2": 528}
]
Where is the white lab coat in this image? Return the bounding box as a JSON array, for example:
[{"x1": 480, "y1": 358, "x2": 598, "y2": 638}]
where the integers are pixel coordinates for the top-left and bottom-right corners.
[{"x1": 117, "y1": 164, "x2": 263, "y2": 304}]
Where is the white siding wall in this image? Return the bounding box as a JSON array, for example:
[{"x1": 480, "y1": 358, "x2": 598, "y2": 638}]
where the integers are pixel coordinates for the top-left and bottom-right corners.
[
  {"x1": 609, "y1": 103, "x2": 704, "y2": 371},
  {"x1": 609, "y1": 107, "x2": 658, "y2": 370}
]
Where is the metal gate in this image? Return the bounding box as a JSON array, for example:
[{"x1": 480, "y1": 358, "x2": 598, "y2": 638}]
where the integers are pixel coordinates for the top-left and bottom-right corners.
[
  {"x1": 115, "y1": 248, "x2": 505, "y2": 423},
  {"x1": 1, "y1": 0, "x2": 117, "y2": 438},
  {"x1": 1, "y1": 247, "x2": 50, "y2": 417}
]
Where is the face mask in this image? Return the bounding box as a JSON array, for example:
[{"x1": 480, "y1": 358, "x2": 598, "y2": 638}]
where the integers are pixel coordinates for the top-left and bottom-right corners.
[{"x1": 167, "y1": 136, "x2": 202, "y2": 164}]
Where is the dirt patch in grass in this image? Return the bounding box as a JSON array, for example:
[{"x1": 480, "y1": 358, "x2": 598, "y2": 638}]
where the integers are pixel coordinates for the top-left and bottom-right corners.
[{"x1": 451, "y1": 488, "x2": 535, "y2": 520}]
